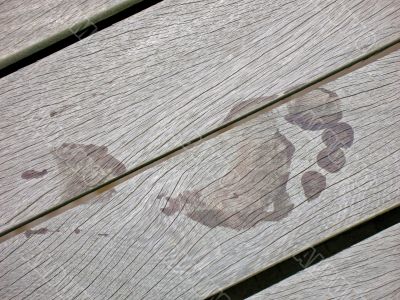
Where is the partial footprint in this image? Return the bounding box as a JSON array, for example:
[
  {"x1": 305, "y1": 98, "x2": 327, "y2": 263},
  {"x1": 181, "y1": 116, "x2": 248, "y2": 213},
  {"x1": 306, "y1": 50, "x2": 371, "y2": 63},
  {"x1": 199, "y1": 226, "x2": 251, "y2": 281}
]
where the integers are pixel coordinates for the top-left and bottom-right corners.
[
  {"x1": 286, "y1": 88, "x2": 355, "y2": 197},
  {"x1": 53, "y1": 143, "x2": 127, "y2": 202}
]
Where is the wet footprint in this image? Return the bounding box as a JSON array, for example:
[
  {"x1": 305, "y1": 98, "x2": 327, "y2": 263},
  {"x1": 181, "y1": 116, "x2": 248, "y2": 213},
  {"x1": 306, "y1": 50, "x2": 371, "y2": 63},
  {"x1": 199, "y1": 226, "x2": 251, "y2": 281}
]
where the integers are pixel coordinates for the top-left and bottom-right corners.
[
  {"x1": 160, "y1": 88, "x2": 355, "y2": 230},
  {"x1": 285, "y1": 88, "x2": 355, "y2": 200}
]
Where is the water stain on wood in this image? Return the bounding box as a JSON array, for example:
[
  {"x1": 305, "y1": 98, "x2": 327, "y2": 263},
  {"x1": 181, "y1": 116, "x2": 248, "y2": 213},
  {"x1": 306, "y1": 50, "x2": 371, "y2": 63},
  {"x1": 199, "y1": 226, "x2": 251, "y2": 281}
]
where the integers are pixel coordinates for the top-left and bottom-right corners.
[
  {"x1": 161, "y1": 89, "x2": 351, "y2": 228},
  {"x1": 301, "y1": 171, "x2": 327, "y2": 201},
  {"x1": 53, "y1": 143, "x2": 126, "y2": 201},
  {"x1": 317, "y1": 147, "x2": 346, "y2": 173},
  {"x1": 285, "y1": 88, "x2": 342, "y2": 130},
  {"x1": 223, "y1": 94, "x2": 278, "y2": 122},
  {"x1": 284, "y1": 87, "x2": 355, "y2": 199},
  {"x1": 161, "y1": 131, "x2": 295, "y2": 230},
  {"x1": 24, "y1": 228, "x2": 49, "y2": 238},
  {"x1": 21, "y1": 169, "x2": 48, "y2": 180},
  {"x1": 322, "y1": 122, "x2": 354, "y2": 149}
]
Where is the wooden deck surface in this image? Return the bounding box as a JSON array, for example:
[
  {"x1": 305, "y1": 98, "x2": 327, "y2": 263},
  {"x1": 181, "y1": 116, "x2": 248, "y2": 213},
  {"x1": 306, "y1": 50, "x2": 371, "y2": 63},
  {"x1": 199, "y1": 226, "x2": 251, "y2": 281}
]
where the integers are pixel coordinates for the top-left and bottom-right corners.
[
  {"x1": 0, "y1": 0, "x2": 399, "y2": 299},
  {"x1": 0, "y1": 48, "x2": 399, "y2": 299},
  {"x1": 1, "y1": 0, "x2": 400, "y2": 232},
  {"x1": 0, "y1": 0, "x2": 144, "y2": 69},
  {"x1": 247, "y1": 223, "x2": 400, "y2": 299}
]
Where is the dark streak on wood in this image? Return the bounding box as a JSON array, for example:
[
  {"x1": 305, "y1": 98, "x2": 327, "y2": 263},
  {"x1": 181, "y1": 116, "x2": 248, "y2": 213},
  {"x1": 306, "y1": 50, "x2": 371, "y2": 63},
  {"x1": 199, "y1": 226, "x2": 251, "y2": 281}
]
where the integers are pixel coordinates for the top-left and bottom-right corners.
[
  {"x1": 24, "y1": 228, "x2": 48, "y2": 238},
  {"x1": 49, "y1": 105, "x2": 76, "y2": 117},
  {"x1": 21, "y1": 169, "x2": 48, "y2": 180}
]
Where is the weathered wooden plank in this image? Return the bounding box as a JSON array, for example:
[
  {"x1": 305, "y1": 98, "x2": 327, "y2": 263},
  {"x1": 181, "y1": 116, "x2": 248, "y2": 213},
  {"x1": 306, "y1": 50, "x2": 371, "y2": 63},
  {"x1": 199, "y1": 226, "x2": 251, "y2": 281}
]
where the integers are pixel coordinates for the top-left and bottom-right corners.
[
  {"x1": 0, "y1": 0, "x2": 144, "y2": 69},
  {"x1": 247, "y1": 223, "x2": 400, "y2": 300},
  {"x1": 0, "y1": 49, "x2": 399, "y2": 299},
  {"x1": 1, "y1": 0, "x2": 399, "y2": 232}
]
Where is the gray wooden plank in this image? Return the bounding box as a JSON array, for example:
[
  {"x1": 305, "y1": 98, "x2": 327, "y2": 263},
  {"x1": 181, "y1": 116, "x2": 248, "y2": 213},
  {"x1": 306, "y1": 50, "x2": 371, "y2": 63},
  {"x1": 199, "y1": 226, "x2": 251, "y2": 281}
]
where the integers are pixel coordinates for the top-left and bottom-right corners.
[
  {"x1": 247, "y1": 223, "x2": 400, "y2": 300},
  {"x1": 1, "y1": 0, "x2": 399, "y2": 231},
  {"x1": 0, "y1": 0, "x2": 144, "y2": 69},
  {"x1": 0, "y1": 48, "x2": 399, "y2": 300}
]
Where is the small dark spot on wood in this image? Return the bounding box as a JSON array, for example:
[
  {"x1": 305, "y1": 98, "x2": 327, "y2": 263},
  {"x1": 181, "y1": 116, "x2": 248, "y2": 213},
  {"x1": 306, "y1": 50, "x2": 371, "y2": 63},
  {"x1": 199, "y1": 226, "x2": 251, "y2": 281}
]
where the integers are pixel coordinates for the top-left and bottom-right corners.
[
  {"x1": 74, "y1": 228, "x2": 81, "y2": 234},
  {"x1": 49, "y1": 105, "x2": 76, "y2": 117},
  {"x1": 317, "y1": 147, "x2": 346, "y2": 173},
  {"x1": 301, "y1": 171, "x2": 327, "y2": 200},
  {"x1": 21, "y1": 169, "x2": 48, "y2": 180},
  {"x1": 322, "y1": 122, "x2": 354, "y2": 149},
  {"x1": 98, "y1": 233, "x2": 109, "y2": 236},
  {"x1": 24, "y1": 228, "x2": 49, "y2": 238},
  {"x1": 318, "y1": 87, "x2": 338, "y2": 98}
]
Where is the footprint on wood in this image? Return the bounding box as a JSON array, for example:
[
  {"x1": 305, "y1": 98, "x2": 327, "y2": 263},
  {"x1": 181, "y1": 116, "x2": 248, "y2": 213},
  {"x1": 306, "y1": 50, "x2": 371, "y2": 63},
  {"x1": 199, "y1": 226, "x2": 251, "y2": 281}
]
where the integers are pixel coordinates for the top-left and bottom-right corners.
[
  {"x1": 53, "y1": 143, "x2": 126, "y2": 202},
  {"x1": 160, "y1": 88, "x2": 354, "y2": 230},
  {"x1": 285, "y1": 88, "x2": 355, "y2": 200}
]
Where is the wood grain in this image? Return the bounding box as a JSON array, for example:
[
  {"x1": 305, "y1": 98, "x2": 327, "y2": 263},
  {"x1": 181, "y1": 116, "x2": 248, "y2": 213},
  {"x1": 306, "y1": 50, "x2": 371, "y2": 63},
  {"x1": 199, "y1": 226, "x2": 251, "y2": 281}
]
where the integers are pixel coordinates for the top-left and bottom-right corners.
[
  {"x1": 1, "y1": 0, "x2": 400, "y2": 231},
  {"x1": 247, "y1": 223, "x2": 400, "y2": 300},
  {"x1": 0, "y1": 0, "x2": 144, "y2": 69},
  {"x1": 0, "y1": 49, "x2": 399, "y2": 299}
]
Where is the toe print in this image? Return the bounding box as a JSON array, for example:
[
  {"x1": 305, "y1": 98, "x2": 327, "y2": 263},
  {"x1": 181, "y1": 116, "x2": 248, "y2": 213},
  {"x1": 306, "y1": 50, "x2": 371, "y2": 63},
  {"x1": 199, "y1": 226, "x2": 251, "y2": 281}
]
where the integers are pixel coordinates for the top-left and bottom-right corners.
[
  {"x1": 322, "y1": 122, "x2": 354, "y2": 149},
  {"x1": 317, "y1": 147, "x2": 346, "y2": 173}
]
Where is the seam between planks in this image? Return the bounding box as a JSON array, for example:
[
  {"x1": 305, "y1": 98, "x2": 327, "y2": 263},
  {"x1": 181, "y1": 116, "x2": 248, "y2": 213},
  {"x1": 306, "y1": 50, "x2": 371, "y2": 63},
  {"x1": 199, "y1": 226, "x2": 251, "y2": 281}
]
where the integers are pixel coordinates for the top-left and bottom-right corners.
[
  {"x1": 0, "y1": 38, "x2": 399, "y2": 242},
  {"x1": 0, "y1": 0, "x2": 163, "y2": 74},
  {"x1": 205, "y1": 205, "x2": 400, "y2": 300}
]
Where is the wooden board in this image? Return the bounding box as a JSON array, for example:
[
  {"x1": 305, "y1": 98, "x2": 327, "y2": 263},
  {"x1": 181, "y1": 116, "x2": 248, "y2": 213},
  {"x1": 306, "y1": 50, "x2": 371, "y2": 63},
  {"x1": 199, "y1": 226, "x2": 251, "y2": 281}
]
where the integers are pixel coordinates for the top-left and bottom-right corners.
[
  {"x1": 1, "y1": 0, "x2": 400, "y2": 232},
  {"x1": 0, "y1": 0, "x2": 144, "y2": 69},
  {"x1": 247, "y1": 223, "x2": 400, "y2": 300},
  {"x1": 0, "y1": 49, "x2": 399, "y2": 299}
]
